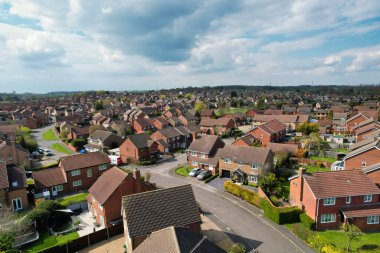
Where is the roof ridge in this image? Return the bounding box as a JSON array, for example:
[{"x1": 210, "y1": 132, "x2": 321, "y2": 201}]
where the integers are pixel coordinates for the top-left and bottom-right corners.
[{"x1": 123, "y1": 184, "x2": 191, "y2": 198}]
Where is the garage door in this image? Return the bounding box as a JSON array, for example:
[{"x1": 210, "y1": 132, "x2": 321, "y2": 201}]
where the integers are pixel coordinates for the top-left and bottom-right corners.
[{"x1": 221, "y1": 170, "x2": 231, "y2": 178}]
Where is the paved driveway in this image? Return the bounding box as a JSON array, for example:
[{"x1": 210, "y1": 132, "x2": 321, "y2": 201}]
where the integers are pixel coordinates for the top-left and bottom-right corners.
[
  {"x1": 138, "y1": 154, "x2": 314, "y2": 253},
  {"x1": 208, "y1": 177, "x2": 229, "y2": 191}
]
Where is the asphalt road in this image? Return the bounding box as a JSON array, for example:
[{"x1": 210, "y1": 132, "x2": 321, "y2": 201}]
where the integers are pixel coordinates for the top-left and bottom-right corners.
[{"x1": 136, "y1": 154, "x2": 315, "y2": 253}]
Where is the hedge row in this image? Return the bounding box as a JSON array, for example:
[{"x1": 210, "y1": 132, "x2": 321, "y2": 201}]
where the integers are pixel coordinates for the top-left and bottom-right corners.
[
  {"x1": 300, "y1": 213, "x2": 316, "y2": 230},
  {"x1": 224, "y1": 180, "x2": 261, "y2": 207},
  {"x1": 204, "y1": 173, "x2": 219, "y2": 184},
  {"x1": 259, "y1": 199, "x2": 301, "y2": 225},
  {"x1": 290, "y1": 223, "x2": 315, "y2": 242}
]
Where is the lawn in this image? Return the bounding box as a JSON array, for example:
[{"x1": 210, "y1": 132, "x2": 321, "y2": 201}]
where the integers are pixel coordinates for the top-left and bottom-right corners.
[
  {"x1": 214, "y1": 107, "x2": 252, "y2": 117},
  {"x1": 310, "y1": 156, "x2": 336, "y2": 163},
  {"x1": 51, "y1": 143, "x2": 73, "y2": 155},
  {"x1": 318, "y1": 230, "x2": 380, "y2": 252},
  {"x1": 58, "y1": 192, "x2": 88, "y2": 207},
  {"x1": 42, "y1": 129, "x2": 59, "y2": 141},
  {"x1": 304, "y1": 165, "x2": 330, "y2": 173},
  {"x1": 24, "y1": 231, "x2": 79, "y2": 253},
  {"x1": 175, "y1": 166, "x2": 192, "y2": 177},
  {"x1": 334, "y1": 148, "x2": 349, "y2": 153}
]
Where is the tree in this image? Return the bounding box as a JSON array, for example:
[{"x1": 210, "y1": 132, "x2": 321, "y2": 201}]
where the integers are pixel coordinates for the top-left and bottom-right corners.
[
  {"x1": 256, "y1": 98, "x2": 266, "y2": 110},
  {"x1": 71, "y1": 138, "x2": 87, "y2": 149},
  {"x1": 184, "y1": 93, "x2": 192, "y2": 100},
  {"x1": 95, "y1": 101, "x2": 104, "y2": 111},
  {"x1": 228, "y1": 243, "x2": 246, "y2": 253},
  {"x1": 305, "y1": 132, "x2": 322, "y2": 151},
  {"x1": 230, "y1": 91, "x2": 238, "y2": 98},
  {"x1": 258, "y1": 173, "x2": 281, "y2": 196},
  {"x1": 194, "y1": 101, "x2": 206, "y2": 112},
  {"x1": 296, "y1": 122, "x2": 319, "y2": 136},
  {"x1": 60, "y1": 129, "x2": 69, "y2": 139},
  {"x1": 341, "y1": 223, "x2": 363, "y2": 252},
  {"x1": 275, "y1": 152, "x2": 291, "y2": 170},
  {"x1": 308, "y1": 234, "x2": 328, "y2": 253}
]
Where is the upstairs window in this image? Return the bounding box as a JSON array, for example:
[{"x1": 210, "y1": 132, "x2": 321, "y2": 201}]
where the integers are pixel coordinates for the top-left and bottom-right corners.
[
  {"x1": 223, "y1": 158, "x2": 231, "y2": 164},
  {"x1": 346, "y1": 196, "x2": 351, "y2": 204},
  {"x1": 71, "y1": 170, "x2": 81, "y2": 176},
  {"x1": 99, "y1": 164, "x2": 107, "y2": 171},
  {"x1": 323, "y1": 197, "x2": 336, "y2": 206},
  {"x1": 251, "y1": 163, "x2": 258, "y2": 169},
  {"x1": 364, "y1": 194, "x2": 372, "y2": 203}
]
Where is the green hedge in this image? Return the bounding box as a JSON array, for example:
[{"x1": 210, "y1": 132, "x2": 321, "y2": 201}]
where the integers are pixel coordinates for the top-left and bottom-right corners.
[
  {"x1": 290, "y1": 223, "x2": 315, "y2": 242},
  {"x1": 224, "y1": 180, "x2": 261, "y2": 207},
  {"x1": 204, "y1": 173, "x2": 219, "y2": 183},
  {"x1": 300, "y1": 213, "x2": 316, "y2": 230},
  {"x1": 259, "y1": 199, "x2": 301, "y2": 224}
]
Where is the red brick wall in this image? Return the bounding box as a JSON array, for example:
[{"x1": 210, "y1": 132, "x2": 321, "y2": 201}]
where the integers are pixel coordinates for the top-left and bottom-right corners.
[
  {"x1": 250, "y1": 127, "x2": 271, "y2": 146},
  {"x1": 302, "y1": 180, "x2": 317, "y2": 221},
  {"x1": 346, "y1": 115, "x2": 367, "y2": 131},
  {"x1": 119, "y1": 139, "x2": 139, "y2": 163},
  {"x1": 350, "y1": 216, "x2": 380, "y2": 231},
  {"x1": 345, "y1": 148, "x2": 380, "y2": 170},
  {"x1": 65, "y1": 165, "x2": 109, "y2": 193},
  {"x1": 366, "y1": 170, "x2": 380, "y2": 185},
  {"x1": 232, "y1": 139, "x2": 249, "y2": 146},
  {"x1": 357, "y1": 128, "x2": 377, "y2": 142}
]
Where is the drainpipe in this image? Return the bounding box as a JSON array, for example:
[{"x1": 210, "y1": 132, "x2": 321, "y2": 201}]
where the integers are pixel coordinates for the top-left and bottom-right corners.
[{"x1": 316, "y1": 198, "x2": 320, "y2": 230}]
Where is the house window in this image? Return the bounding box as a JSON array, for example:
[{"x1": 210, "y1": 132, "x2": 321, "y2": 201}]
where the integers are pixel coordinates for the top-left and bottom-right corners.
[
  {"x1": 346, "y1": 196, "x2": 351, "y2": 204},
  {"x1": 72, "y1": 180, "x2": 82, "y2": 187},
  {"x1": 87, "y1": 169, "x2": 92, "y2": 178},
  {"x1": 192, "y1": 161, "x2": 198, "y2": 166},
  {"x1": 260, "y1": 134, "x2": 263, "y2": 138},
  {"x1": 251, "y1": 163, "x2": 257, "y2": 169},
  {"x1": 323, "y1": 197, "x2": 336, "y2": 206},
  {"x1": 71, "y1": 170, "x2": 81, "y2": 176},
  {"x1": 367, "y1": 216, "x2": 379, "y2": 224},
  {"x1": 176, "y1": 136, "x2": 180, "y2": 140},
  {"x1": 237, "y1": 161, "x2": 243, "y2": 167},
  {"x1": 223, "y1": 158, "x2": 231, "y2": 164},
  {"x1": 8, "y1": 155, "x2": 12, "y2": 161},
  {"x1": 248, "y1": 175, "x2": 258, "y2": 183},
  {"x1": 191, "y1": 151, "x2": 197, "y2": 156},
  {"x1": 12, "y1": 198, "x2": 22, "y2": 211},
  {"x1": 364, "y1": 194, "x2": 372, "y2": 203},
  {"x1": 361, "y1": 162, "x2": 366, "y2": 168},
  {"x1": 99, "y1": 164, "x2": 107, "y2": 171},
  {"x1": 320, "y1": 213, "x2": 336, "y2": 223},
  {"x1": 201, "y1": 153, "x2": 206, "y2": 158},
  {"x1": 56, "y1": 184, "x2": 63, "y2": 191}
]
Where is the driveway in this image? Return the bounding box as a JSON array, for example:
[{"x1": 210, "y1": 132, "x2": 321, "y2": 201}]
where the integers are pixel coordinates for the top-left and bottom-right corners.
[
  {"x1": 208, "y1": 177, "x2": 229, "y2": 191},
  {"x1": 138, "y1": 154, "x2": 314, "y2": 253},
  {"x1": 30, "y1": 125, "x2": 76, "y2": 162}
]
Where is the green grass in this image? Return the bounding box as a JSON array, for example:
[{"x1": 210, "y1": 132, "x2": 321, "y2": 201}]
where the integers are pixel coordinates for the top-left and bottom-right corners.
[
  {"x1": 58, "y1": 192, "x2": 88, "y2": 207},
  {"x1": 31, "y1": 162, "x2": 59, "y2": 171},
  {"x1": 51, "y1": 143, "x2": 73, "y2": 155},
  {"x1": 175, "y1": 166, "x2": 192, "y2": 177},
  {"x1": 310, "y1": 156, "x2": 336, "y2": 163},
  {"x1": 334, "y1": 148, "x2": 349, "y2": 153},
  {"x1": 304, "y1": 165, "x2": 330, "y2": 173},
  {"x1": 42, "y1": 129, "x2": 59, "y2": 141},
  {"x1": 214, "y1": 107, "x2": 252, "y2": 117},
  {"x1": 318, "y1": 230, "x2": 380, "y2": 252},
  {"x1": 23, "y1": 231, "x2": 79, "y2": 253}
]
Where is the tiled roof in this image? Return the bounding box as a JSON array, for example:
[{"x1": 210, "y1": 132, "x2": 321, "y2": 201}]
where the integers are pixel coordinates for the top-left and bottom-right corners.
[
  {"x1": 7, "y1": 167, "x2": 27, "y2": 190},
  {"x1": 33, "y1": 167, "x2": 66, "y2": 189},
  {"x1": 134, "y1": 226, "x2": 226, "y2": 253},
  {"x1": 216, "y1": 145, "x2": 272, "y2": 165},
  {"x1": 122, "y1": 185, "x2": 201, "y2": 238},
  {"x1": 60, "y1": 152, "x2": 110, "y2": 172},
  {"x1": 88, "y1": 167, "x2": 129, "y2": 205},
  {"x1": 199, "y1": 118, "x2": 232, "y2": 127},
  {"x1": 253, "y1": 114, "x2": 308, "y2": 124},
  {"x1": 349, "y1": 137, "x2": 376, "y2": 151},
  {"x1": 127, "y1": 133, "x2": 153, "y2": 149},
  {"x1": 340, "y1": 203, "x2": 380, "y2": 218},
  {"x1": 344, "y1": 139, "x2": 380, "y2": 160},
  {"x1": 233, "y1": 133, "x2": 257, "y2": 146},
  {"x1": 267, "y1": 142, "x2": 298, "y2": 155},
  {"x1": 187, "y1": 135, "x2": 225, "y2": 154},
  {"x1": 303, "y1": 170, "x2": 380, "y2": 199}
]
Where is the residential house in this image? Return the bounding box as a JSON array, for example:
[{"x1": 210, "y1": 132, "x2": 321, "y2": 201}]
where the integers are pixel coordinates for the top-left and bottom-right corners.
[
  {"x1": 345, "y1": 113, "x2": 371, "y2": 132},
  {"x1": 85, "y1": 130, "x2": 123, "y2": 152},
  {"x1": 32, "y1": 167, "x2": 67, "y2": 199},
  {"x1": 217, "y1": 145, "x2": 274, "y2": 184},
  {"x1": 152, "y1": 117, "x2": 170, "y2": 130},
  {"x1": 0, "y1": 127, "x2": 30, "y2": 168},
  {"x1": 122, "y1": 185, "x2": 201, "y2": 253},
  {"x1": 232, "y1": 133, "x2": 259, "y2": 147},
  {"x1": 119, "y1": 133, "x2": 158, "y2": 163},
  {"x1": 151, "y1": 126, "x2": 200, "y2": 152},
  {"x1": 248, "y1": 119, "x2": 286, "y2": 146},
  {"x1": 289, "y1": 169, "x2": 380, "y2": 231},
  {"x1": 134, "y1": 226, "x2": 226, "y2": 253},
  {"x1": 87, "y1": 168, "x2": 155, "y2": 227},
  {"x1": 132, "y1": 118, "x2": 156, "y2": 134},
  {"x1": 252, "y1": 114, "x2": 309, "y2": 132},
  {"x1": 221, "y1": 113, "x2": 246, "y2": 127},
  {"x1": 200, "y1": 109, "x2": 216, "y2": 119},
  {"x1": 187, "y1": 135, "x2": 225, "y2": 174},
  {"x1": 178, "y1": 112, "x2": 197, "y2": 126},
  {"x1": 67, "y1": 126, "x2": 90, "y2": 140},
  {"x1": 124, "y1": 108, "x2": 147, "y2": 123},
  {"x1": 108, "y1": 120, "x2": 131, "y2": 137},
  {"x1": 199, "y1": 118, "x2": 235, "y2": 135}
]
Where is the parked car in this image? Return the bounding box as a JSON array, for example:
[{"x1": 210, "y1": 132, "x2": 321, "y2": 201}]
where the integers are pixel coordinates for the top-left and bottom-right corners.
[
  {"x1": 197, "y1": 170, "x2": 212, "y2": 180},
  {"x1": 37, "y1": 148, "x2": 44, "y2": 155},
  {"x1": 43, "y1": 149, "x2": 54, "y2": 156},
  {"x1": 189, "y1": 168, "x2": 202, "y2": 177}
]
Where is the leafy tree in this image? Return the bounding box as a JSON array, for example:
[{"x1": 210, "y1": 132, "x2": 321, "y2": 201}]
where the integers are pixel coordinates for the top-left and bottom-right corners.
[
  {"x1": 60, "y1": 129, "x2": 69, "y2": 139},
  {"x1": 195, "y1": 101, "x2": 206, "y2": 112},
  {"x1": 0, "y1": 233, "x2": 15, "y2": 252},
  {"x1": 341, "y1": 223, "x2": 363, "y2": 252},
  {"x1": 275, "y1": 152, "x2": 291, "y2": 169},
  {"x1": 230, "y1": 91, "x2": 238, "y2": 97},
  {"x1": 308, "y1": 234, "x2": 328, "y2": 253},
  {"x1": 327, "y1": 111, "x2": 333, "y2": 120},
  {"x1": 296, "y1": 122, "x2": 319, "y2": 136},
  {"x1": 305, "y1": 133, "x2": 322, "y2": 151},
  {"x1": 184, "y1": 93, "x2": 193, "y2": 100},
  {"x1": 18, "y1": 135, "x2": 38, "y2": 152},
  {"x1": 258, "y1": 173, "x2": 281, "y2": 196},
  {"x1": 95, "y1": 101, "x2": 104, "y2": 111},
  {"x1": 256, "y1": 98, "x2": 266, "y2": 110},
  {"x1": 228, "y1": 243, "x2": 246, "y2": 253},
  {"x1": 71, "y1": 138, "x2": 87, "y2": 149}
]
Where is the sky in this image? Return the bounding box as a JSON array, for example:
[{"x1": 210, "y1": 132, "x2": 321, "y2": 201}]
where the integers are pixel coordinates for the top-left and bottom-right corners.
[{"x1": 0, "y1": 0, "x2": 380, "y2": 93}]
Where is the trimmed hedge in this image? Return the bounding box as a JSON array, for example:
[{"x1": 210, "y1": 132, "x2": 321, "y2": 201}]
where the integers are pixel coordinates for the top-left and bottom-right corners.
[
  {"x1": 290, "y1": 223, "x2": 315, "y2": 242},
  {"x1": 259, "y1": 199, "x2": 301, "y2": 224},
  {"x1": 204, "y1": 173, "x2": 219, "y2": 184},
  {"x1": 300, "y1": 213, "x2": 316, "y2": 230},
  {"x1": 224, "y1": 180, "x2": 261, "y2": 207}
]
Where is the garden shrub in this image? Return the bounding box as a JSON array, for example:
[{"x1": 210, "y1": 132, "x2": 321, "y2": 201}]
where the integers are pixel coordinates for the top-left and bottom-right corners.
[
  {"x1": 259, "y1": 199, "x2": 301, "y2": 224},
  {"x1": 270, "y1": 195, "x2": 281, "y2": 207},
  {"x1": 300, "y1": 213, "x2": 316, "y2": 230},
  {"x1": 290, "y1": 223, "x2": 315, "y2": 241},
  {"x1": 224, "y1": 180, "x2": 260, "y2": 207}
]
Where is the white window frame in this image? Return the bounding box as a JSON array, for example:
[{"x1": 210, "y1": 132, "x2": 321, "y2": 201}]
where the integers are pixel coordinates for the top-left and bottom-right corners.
[
  {"x1": 8, "y1": 155, "x2": 12, "y2": 161},
  {"x1": 367, "y1": 216, "x2": 379, "y2": 224},
  {"x1": 12, "y1": 198, "x2": 22, "y2": 211},
  {"x1": 237, "y1": 161, "x2": 243, "y2": 167},
  {"x1": 71, "y1": 170, "x2": 81, "y2": 176},
  {"x1": 56, "y1": 184, "x2": 63, "y2": 191},
  {"x1": 87, "y1": 168, "x2": 92, "y2": 178},
  {"x1": 192, "y1": 161, "x2": 198, "y2": 166},
  {"x1": 72, "y1": 180, "x2": 82, "y2": 187},
  {"x1": 361, "y1": 161, "x2": 366, "y2": 168},
  {"x1": 191, "y1": 151, "x2": 197, "y2": 157},
  {"x1": 99, "y1": 164, "x2": 107, "y2": 171},
  {"x1": 320, "y1": 213, "x2": 336, "y2": 223},
  {"x1": 346, "y1": 196, "x2": 351, "y2": 204},
  {"x1": 251, "y1": 163, "x2": 258, "y2": 169},
  {"x1": 201, "y1": 153, "x2": 206, "y2": 158},
  {"x1": 223, "y1": 158, "x2": 231, "y2": 164},
  {"x1": 364, "y1": 194, "x2": 372, "y2": 203},
  {"x1": 248, "y1": 175, "x2": 258, "y2": 183},
  {"x1": 323, "y1": 197, "x2": 336, "y2": 206}
]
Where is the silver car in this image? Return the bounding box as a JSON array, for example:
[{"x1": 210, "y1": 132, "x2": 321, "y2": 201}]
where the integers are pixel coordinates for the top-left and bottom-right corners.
[{"x1": 189, "y1": 168, "x2": 202, "y2": 177}]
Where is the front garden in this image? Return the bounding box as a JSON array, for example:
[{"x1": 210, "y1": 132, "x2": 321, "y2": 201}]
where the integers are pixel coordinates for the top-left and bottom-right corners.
[
  {"x1": 175, "y1": 165, "x2": 192, "y2": 177},
  {"x1": 42, "y1": 129, "x2": 60, "y2": 141},
  {"x1": 58, "y1": 192, "x2": 89, "y2": 207}
]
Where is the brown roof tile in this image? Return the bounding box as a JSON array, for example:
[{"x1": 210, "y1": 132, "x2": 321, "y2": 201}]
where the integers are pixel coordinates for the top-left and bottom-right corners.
[
  {"x1": 59, "y1": 152, "x2": 110, "y2": 172},
  {"x1": 33, "y1": 167, "x2": 66, "y2": 189}
]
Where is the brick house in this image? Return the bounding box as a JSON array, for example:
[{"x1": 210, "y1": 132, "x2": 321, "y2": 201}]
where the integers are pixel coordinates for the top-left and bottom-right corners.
[
  {"x1": 85, "y1": 130, "x2": 123, "y2": 152},
  {"x1": 151, "y1": 126, "x2": 200, "y2": 151},
  {"x1": 132, "y1": 118, "x2": 156, "y2": 134},
  {"x1": 232, "y1": 133, "x2": 259, "y2": 147},
  {"x1": 199, "y1": 118, "x2": 235, "y2": 135},
  {"x1": 345, "y1": 113, "x2": 371, "y2": 132},
  {"x1": 0, "y1": 125, "x2": 30, "y2": 168},
  {"x1": 58, "y1": 152, "x2": 110, "y2": 194},
  {"x1": 152, "y1": 117, "x2": 170, "y2": 130},
  {"x1": 252, "y1": 114, "x2": 309, "y2": 132},
  {"x1": 187, "y1": 135, "x2": 225, "y2": 174},
  {"x1": 67, "y1": 126, "x2": 90, "y2": 140},
  {"x1": 178, "y1": 112, "x2": 197, "y2": 126},
  {"x1": 248, "y1": 119, "x2": 286, "y2": 146},
  {"x1": 0, "y1": 163, "x2": 29, "y2": 211},
  {"x1": 87, "y1": 168, "x2": 155, "y2": 227},
  {"x1": 200, "y1": 109, "x2": 216, "y2": 119},
  {"x1": 32, "y1": 166, "x2": 67, "y2": 199},
  {"x1": 289, "y1": 169, "x2": 380, "y2": 231},
  {"x1": 217, "y1": 145, "x2": 274, "y2": 184},
  {"x1": 122, "y1": 185, "x2": 201, "y2": 253},
  {"x1": 119, "y1": 133, "x2": 158, "y2": 163}
]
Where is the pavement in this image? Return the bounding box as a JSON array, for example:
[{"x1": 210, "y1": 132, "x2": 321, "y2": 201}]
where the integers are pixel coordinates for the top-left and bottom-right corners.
[
  {"x1": 30, "y1": 124, "x2": 76, "y2": 163},
  {"x1": 78, "y1": 234, "x2": 125, "y2": 253},
  {"x1": 138, "y1": 154, "x2": 315, "y2": 253},
  {"x1": 72, "y1": 211, "x2": 105, "y2": 237}
]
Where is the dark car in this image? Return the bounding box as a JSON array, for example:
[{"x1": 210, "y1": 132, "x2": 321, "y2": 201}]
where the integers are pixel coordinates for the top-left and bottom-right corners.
[{"x1": 197, "y1": 170, "x2": 212, "y2": 180}]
